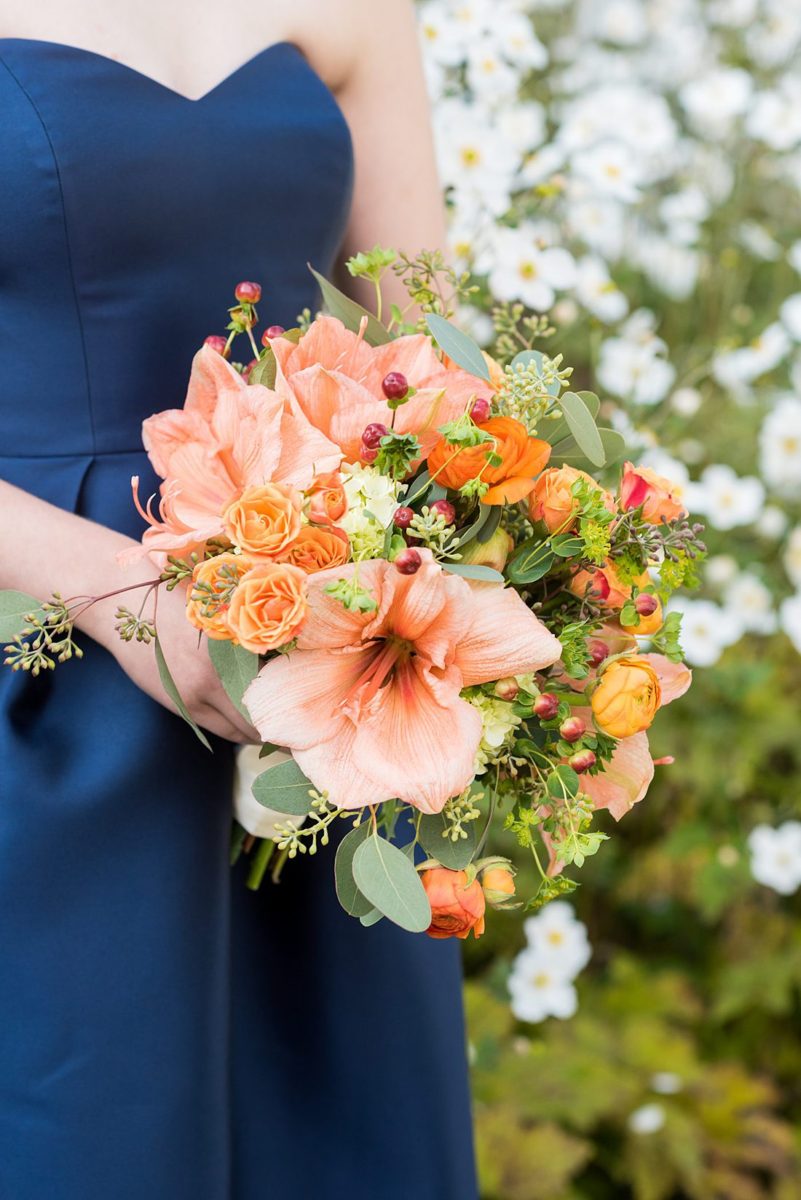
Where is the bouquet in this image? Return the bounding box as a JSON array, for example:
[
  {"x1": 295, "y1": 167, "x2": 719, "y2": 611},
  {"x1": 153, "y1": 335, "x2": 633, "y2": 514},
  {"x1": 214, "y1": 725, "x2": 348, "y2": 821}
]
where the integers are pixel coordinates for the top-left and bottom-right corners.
[{"x1": 1, "y1": 249, "x2": 704, "y2": 939}]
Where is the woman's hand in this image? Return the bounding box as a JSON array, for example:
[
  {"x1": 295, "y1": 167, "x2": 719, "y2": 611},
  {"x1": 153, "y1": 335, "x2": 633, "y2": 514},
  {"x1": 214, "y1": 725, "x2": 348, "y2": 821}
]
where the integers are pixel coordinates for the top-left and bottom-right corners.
[{"x1": 0, "y1": 480, "x2": 258, "y2": 743}]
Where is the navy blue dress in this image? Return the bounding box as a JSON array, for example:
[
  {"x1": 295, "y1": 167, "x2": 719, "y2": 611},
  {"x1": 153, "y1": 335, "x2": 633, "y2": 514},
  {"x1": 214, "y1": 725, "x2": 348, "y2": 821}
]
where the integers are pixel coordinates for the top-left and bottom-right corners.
[{"x1": 0, "y1": 40, "x2": 477, "y2": 1200}]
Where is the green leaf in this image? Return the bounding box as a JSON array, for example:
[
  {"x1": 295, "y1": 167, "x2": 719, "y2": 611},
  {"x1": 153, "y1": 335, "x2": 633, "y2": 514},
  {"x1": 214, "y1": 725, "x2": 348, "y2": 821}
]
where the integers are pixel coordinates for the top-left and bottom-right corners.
[
  {"x1": 557, "y1": 392, "x2": 606, "y2": 467},
  {"x1": 546, "y1": 764, "x2": 581, "y2": 800},
  {"x1": 0, "y1": 590, "x2": 43, "y2": 642},
  {"x1": 359, "y1": 908, "x2": 384, "y2": 928},
  {"x1": 477, "y1": 504, "x2": 503, "y2": 544},
  {"x1": 252, "y1": 757, "x2": 315, "y2": 816},
  {"x1": 443, "y1": 562, "x2": 505, "y2": 583},
  {"x1": 505, "y1": 540, "x2": 555, "y2": 585},
  {"x1": 247, "y1": 348, "x2": 276, "y2": 389},
  {"x1": 543, "y1": 389, "x2": 600, "y2": 445},
  {"x1": 550, "y1": 428, "x2": 627, "y2": 471},
  {"x1": 418, "y1": 813, "x2": 477, "y2": 870},
  {"x1": 352, "y1": 835, "x2": 432, "y2": 932},
  {"x1": 426, "y1": 313, "x2": 491, "y2": 382},
  {"x1": 259, "y1": 741, "x2": 282, "y2": 757},
  {"x1": 207, "y1": 639, "x2": 259, "y2": 719},
  {"x1": 334, "y1": 822, "x2": 375, "y2": 918},
  {"x1": 551, "y1": 535, "x2": 584, "y2": 558},
  {"x1": 154, "y1": 636, "x2": 212, "y2": 751},
  {"x1": 308, "y1": 265, "x2": 391, "y2": 345},
  {"x1": 448, "y1": 502, "x2": 492, "y2": 550}
]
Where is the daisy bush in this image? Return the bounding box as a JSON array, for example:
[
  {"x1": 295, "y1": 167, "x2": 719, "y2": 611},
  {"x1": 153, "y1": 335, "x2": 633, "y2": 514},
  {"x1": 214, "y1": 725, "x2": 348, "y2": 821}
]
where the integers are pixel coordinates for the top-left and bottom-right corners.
[{"x1": 418, "y1": 1, "x2": 801, "y2": 1194}]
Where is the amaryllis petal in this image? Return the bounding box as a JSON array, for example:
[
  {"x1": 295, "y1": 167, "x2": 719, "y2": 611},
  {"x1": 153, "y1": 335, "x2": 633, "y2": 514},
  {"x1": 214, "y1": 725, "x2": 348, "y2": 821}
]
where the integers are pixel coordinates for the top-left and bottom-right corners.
[
  {"x1": 581, "y1": 730, "x2": 654, "y2": 820},
  {"x1": 244, "y1": 644, "x2": 374, "y2": 751},
  {"x1": 353, "y1": 658, "x2": 482, "y2": 814},
  {"x1": 297, "y1": 560, "x2": 386, "y2": 649},
  {"x1": 287, "y1": 367, "x2": 380, "y2": 463},
  {"x1": 642, "y1": 654, "x2": 692, "y2": 705},
  {"x1": 293, "y1": 720, "x2": 390, "y2": 810},
  {"x1": 364, "y1": 551, "x2": 450, "y2": 644},
  {"x1": 454, "y1": 583, "x2": 562, "y2": 686}
]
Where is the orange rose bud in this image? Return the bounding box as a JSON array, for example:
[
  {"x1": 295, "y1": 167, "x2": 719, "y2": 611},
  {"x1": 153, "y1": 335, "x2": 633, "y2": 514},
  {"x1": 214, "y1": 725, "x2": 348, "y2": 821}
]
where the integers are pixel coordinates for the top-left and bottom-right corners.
[
  {"x1": 481, "y1": 865, "x2": 516, "y2": 907},
  {"x1": 223, "y1": 483, "x2": 303, "y2": 559},
  {"x1": 591, "y1": 655, "x2": 662, "y2": 738},
  {"x1": 276, "y1": 525, "x2": 350, "y2": 574},
  {"x1": 427, "y1": 416, "x2": 551, "y2": 505},
  {"x1": 421, "y1": 867, "x2": 486, "y2": 940},
  {"x1": 226, "y1": 562, "x2": 308, "y2": 654},
  {"x1": 620, "y1": 461, "x2": 687, "y2": 524},
  {"x1": 307, "y1": 471, "x2": 347, "y2": 526},
  {"x1": 529, "y1": 465, "x2": 615, "y2": 533},
  {"x1": 186, "y1": 552, "x2": 252, "y2": 640}
]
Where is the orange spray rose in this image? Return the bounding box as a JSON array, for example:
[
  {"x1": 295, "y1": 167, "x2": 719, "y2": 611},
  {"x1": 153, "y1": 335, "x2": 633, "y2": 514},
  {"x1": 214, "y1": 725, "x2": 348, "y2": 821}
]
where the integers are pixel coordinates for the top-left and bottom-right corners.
[
  {"x1": 591, "y1": 656, "x2": 662, "y2": 738},
  {"x1": 427, "y1": 416, "x2": 551, "y2": 505},
  {"x1": 421, "y1": 867, "x2": 486, "y2": 940},
  {"x1": 185, "y1": 552, "x2": 252, "y2": 640},
  {"x1": 223, "y1": 483, "x2": 302, "y2": 559},
  {"x1": 226, "y1": 562, "x2": 308, "y2": 654},
  {"x1": 620, "y1": 462, "x2": 686, "y2": 524},
  {"x1": 276, "y1": 525, "x2": 350, "y2": 574},
  {"x1": 307, "y1": 472, "x2": 347, "y2": 526}
]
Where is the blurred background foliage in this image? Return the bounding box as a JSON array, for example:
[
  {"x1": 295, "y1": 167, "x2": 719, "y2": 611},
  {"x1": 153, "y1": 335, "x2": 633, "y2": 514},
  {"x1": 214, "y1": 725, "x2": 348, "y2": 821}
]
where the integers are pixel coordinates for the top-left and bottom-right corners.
[{"x1": 415, "y1": 0, "x2": 801, "y2": 1194}]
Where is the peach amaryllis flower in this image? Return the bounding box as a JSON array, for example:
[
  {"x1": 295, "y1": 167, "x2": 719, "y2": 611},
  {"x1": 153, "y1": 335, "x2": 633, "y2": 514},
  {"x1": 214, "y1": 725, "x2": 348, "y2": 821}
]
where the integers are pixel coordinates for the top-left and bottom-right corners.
[
  {"x1": 266, "y1": 315, "x2": 492, "y2": 463},
  {"x1": 244, "y1": 549, "x2": 561, "y2": 814},
  {"x1": 132, "y1": 344, "x2": 341, "y2": 558}
]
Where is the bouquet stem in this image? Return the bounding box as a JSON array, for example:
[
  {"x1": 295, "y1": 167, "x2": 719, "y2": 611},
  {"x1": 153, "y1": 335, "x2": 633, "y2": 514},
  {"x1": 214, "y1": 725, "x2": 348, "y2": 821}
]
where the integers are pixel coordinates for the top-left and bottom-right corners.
[{"x1": 246, "y1": 837, "x2": 275, "y2": 890}]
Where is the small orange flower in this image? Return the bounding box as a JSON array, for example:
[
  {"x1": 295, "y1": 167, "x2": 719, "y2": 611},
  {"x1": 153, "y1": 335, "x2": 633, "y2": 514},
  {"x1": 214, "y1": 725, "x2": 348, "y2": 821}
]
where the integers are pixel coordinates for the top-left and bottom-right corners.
[
  {"x1": 307, "y1": 471, "x2": 347, "y2": 527},
  {"x1": 480, "y1": 866, "x2": 516, "y2": 907},
  {"x1": 529, "y1": 465, "x2": 615, "y2": 533},
  {"x1": 591, "y1": 656, "x2": 661, "y2": 738},
  {"x1": 226, "y1": 562, "x2": 308, "y2": 654},
  {"x1": 186, "y1": 552, "x2": 252, "y2": 640},
  {"x1": 421, "y1": 867, "x2": 486, "y2": 940},
  {"x1": 276, "y1": 525, "x2": 350, "y2": 574},
  {"x1": 427, "y1": 416, "x2": 551, "y2": 505},
  {"x1": 620, "y1": 462, "x2": 686, "y2": 524},
  {"x1": 223, "y1": 483, "x2": 302, "y2": 559}
]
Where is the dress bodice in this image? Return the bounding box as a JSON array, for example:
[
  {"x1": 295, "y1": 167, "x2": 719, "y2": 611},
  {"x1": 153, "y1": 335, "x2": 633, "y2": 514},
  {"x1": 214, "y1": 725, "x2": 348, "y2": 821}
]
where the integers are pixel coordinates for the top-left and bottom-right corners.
[{"x1": 0, "y1": 39, "x2": 353, "y2": 511}]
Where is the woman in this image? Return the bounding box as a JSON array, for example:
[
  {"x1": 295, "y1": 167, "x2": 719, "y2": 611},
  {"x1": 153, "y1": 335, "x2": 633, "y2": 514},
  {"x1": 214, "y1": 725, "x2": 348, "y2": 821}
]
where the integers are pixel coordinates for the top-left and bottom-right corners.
[{"x1": 0, "y1": 2, "x2": 478, "y2": 1196}]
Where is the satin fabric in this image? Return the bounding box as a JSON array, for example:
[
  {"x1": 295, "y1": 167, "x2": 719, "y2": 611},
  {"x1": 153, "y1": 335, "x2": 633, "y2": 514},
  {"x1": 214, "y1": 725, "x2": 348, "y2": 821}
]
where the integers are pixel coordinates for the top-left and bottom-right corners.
[{"x1": 0, "y1": 39, "x2": 477, "y2": 1199}]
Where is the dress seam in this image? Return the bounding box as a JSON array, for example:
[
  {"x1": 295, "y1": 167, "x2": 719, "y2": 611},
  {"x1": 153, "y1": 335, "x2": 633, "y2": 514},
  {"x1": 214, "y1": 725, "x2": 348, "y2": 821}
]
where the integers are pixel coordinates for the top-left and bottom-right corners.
[{"x1": 0, "y1": 53, "x2": 98, "y2": 455}]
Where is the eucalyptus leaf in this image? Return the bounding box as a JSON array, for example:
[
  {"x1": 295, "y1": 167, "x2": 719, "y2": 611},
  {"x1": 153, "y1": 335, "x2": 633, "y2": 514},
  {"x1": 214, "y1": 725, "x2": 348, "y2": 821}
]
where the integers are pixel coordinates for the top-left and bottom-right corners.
[
  {"x1": 477, "y1": 504, "x2": 503, "y2": 544},
  {"x1": 558, "y1": 391, "x2": 606, "y2": 467},
  {"x1": 448, "y1": 503, "x2": 491, "y2": 550},
  {"x1": 154, "y1": 636, "x2": 212, "y2": 751},
  {"x1": 443, "y1": 562, "x2": 505, "y2": 583},
  {"x1": 418, "y1": 813, "x2": 477, "y2": 870},
  {"x1": 0, "y1": 590, "x2": 43, "y2": 642},
  {"x1": 553, "y1": 428, "x2": 626, "y2": 470},
  {"x1": 543, "y1": 389, "x2": 600, "y2": 445},
  {"x1": 207, "y1": 639, "x2": 259, "y2": 719},
  {"x1": 359, "y1": 909, "x2": 384, "y2": 928},
  {"x1": 308, "y1": 266, "x2": 391, "y2": 345},
  {"x1": 505, "y1": 540, "x2": 555, "y2": 585},
  {"x1": 334, "y1": 823, "x2": 374, "y2": 918},
  {"x1": 551, "y1": 535, "x2": 584, "y2": 558},
  {"x1": 352, "y1": 835, "x2": 432, "y2": 933},
  {"x1": 426, "y1": 313, "x2": 490, "y2": 382},
  {"x1": 252, "y1": 757, "x2": 315, "y2": 816}
]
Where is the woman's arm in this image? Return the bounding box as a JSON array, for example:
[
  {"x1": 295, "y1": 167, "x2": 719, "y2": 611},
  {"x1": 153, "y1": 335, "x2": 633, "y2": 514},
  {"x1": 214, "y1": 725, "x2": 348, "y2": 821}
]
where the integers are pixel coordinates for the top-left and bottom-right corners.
[
  {"x1": 333, "y1": 0, "x2": 447, "y2": 316},
  {"x1": 0, "y1": 480, "x2": 255, "y2": 741}
]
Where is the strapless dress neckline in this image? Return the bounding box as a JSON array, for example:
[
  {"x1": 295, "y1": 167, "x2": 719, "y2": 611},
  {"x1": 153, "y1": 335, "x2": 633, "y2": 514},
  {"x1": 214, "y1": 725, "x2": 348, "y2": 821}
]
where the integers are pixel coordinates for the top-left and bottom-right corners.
[{"x1": 0, "y1": 37, "x2": 321, "y2": 104}]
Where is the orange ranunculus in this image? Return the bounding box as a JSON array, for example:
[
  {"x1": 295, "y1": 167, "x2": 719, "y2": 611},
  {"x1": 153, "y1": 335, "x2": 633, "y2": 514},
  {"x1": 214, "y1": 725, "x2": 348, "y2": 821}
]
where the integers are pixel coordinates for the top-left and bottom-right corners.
[
  {"x1": 529, "y1": 465, "x2": 615, "y2": 533},
  {"x1": 421, "y1": 867, "x2": 486, "y2": 940},
  {"x1": 591, "y1": 656, "x2": 662, "y2": 738},
  {"x1": 620, "y1": 461, "x2": 686, "y2": 524},
  {"x1": 480, "y1": 865, "x2": 516, "y2": 907},
  {"x1": 307, "y1": 471, "x2": 347, "y2": 526},
  {"x1": 223, "y1": 483, "x2": 302, "y2": 559},
  {"x1": 427, "y1": 416, "x2": 551, "y2": 505},
  {"x1": 276, "y1": 525, "x2": 350, "y2": 574},
  {"x1": 226, "y1": 562, "x2": 308, "y2": 654},
  {"x1": 569, "y1": 560, "x2": 631, "y2": 609},
  {"x1": 185, "y1": 552, "x2": 252, "y2": 640}
]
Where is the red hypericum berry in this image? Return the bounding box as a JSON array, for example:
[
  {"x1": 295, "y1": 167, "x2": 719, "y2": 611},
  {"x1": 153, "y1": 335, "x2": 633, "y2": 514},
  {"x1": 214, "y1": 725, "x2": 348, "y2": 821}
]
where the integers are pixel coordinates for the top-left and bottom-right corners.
[
  {"x1": 394, "y1": 506, "x2": 415, "y2": 530},
  {"x1": 559, "y1": 716, "x2": 586, "y2": 743},
  {"x1": 235, "y1": 281, "x2": 262, "y2": 304},
  {"x1": 495, "y1": 677, "x2": 519, "y2": 702},
  {"x1": 470, "y1": 396, "x2": 492, "y2": 423},
  {"x1": 570, "y1": 748, "x2": 597, "y2": 774},
  {"x1": 395, "y1": 547, "x2": 422, "y2": 575},
  {"x1": 382, "y1": 371, "x2": 409, "y2": 401},
  {"x1": 635, "y1": 593, "x2": 659, "y2": 616},
  {"x1": 429, "y1": 499, "x2": 456, "y2": 525},
  {"x1": 361, "y1": 422, "x2": 388, "y2": 450},
  {"x1": 533, "y1": 692, "x2": 559, "y2": 720},
  {"x1": 360, "y1": 444, "x2": 379, "y2": 463},
  {"x1": 265, "y1": 324, "x2": 285, "y2": 338},
  {"x1": 204, "y1": 335, "x2": 229, "y2": 357},
  {"x1": 587, "y1": 639, "x2": 609, "y2": 668}
]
